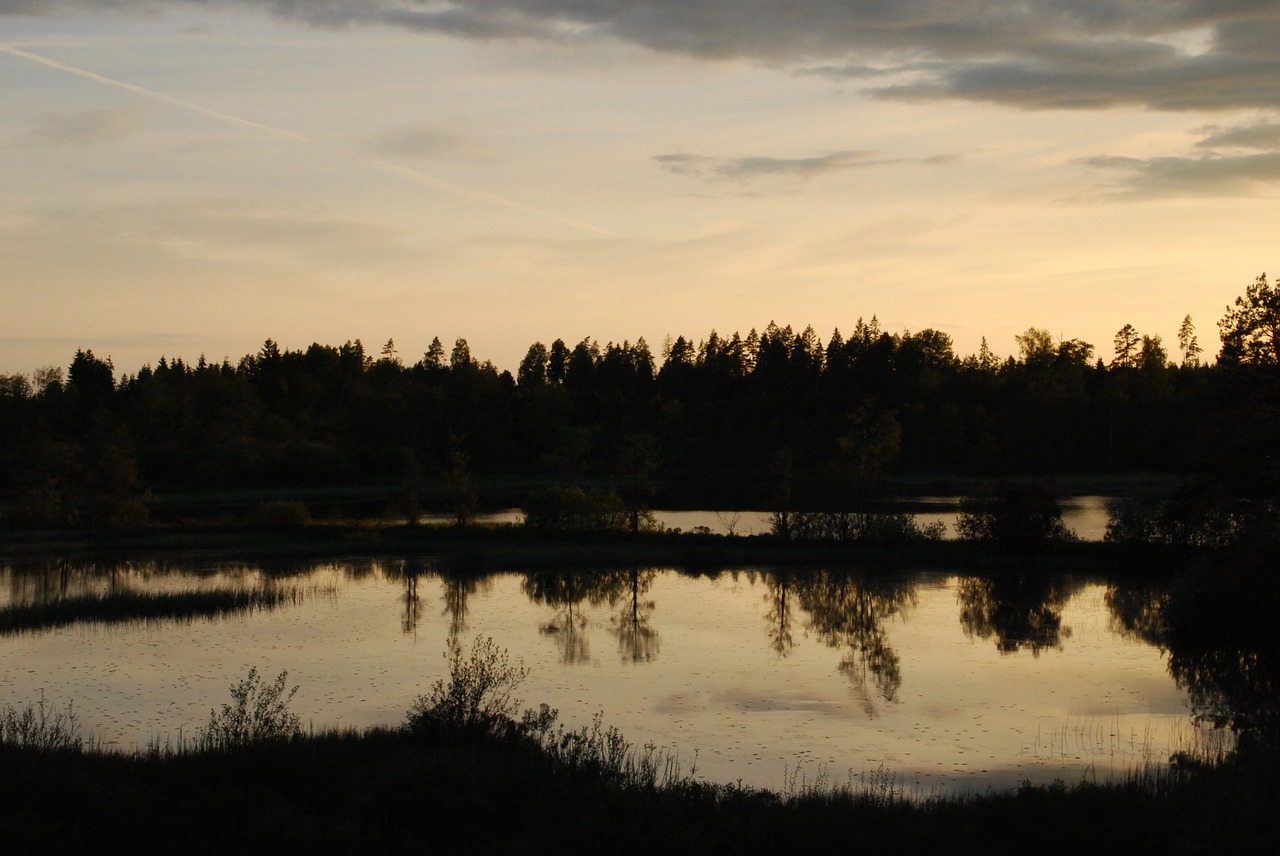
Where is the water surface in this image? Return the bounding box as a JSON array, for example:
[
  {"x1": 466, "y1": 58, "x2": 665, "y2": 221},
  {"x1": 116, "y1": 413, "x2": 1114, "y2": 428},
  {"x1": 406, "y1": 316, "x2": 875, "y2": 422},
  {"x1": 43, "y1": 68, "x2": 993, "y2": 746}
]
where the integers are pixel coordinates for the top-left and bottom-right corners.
[{"x1": 1, "y1": 560, "x2": 1204, "y2": 794}]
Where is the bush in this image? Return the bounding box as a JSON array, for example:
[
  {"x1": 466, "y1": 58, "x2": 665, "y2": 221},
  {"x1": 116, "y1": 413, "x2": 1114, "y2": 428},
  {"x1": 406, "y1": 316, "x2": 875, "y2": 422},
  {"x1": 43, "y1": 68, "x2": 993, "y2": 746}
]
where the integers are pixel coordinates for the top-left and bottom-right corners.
[
  {"x1": 247, "y1": 500, "x2": 311, "y2": 531},
  {"x1": 407, "y1": 635, "x2": 531, "y2": 736},
  {"x1": 1105, "y1": 484, "x2": 1253, "y2": 548},
  {"x1": 200, "y1": 668, "x2": 302, "y2": 750},
  {"x1": 522, "y1": 486, "x2": 631, "y2": 533},
  {"x1": 0, "y1": 694, "x2": 82, "y2": 751},
  {"x1": 769, "y1": 510, "x2": 945, "y2": 544},
  {"x1": 956, "y1": 482, "x2": 1075, "y2": 545}
]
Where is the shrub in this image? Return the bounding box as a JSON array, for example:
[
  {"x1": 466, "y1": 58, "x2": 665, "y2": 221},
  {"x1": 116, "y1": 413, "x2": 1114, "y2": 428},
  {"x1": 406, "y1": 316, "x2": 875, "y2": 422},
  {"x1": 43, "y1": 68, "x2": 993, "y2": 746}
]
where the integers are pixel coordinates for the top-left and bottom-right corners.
[
  {"x1": 769, "y1": 510, "x2": 945, "y2": 544},
  {"x1": 1104, "y1": 484, "x2": 1251, "y2": 548},
  {"x1": 956, "y1": 481, "x2": 1075, "y2": 545},
  {"x1": 0, "y1": 694, "x2": 82, "y2": 751},
  {"x1": 521, "y1": 486, "x2": 630, "y2": 532},
  {"x1": 407, "y1": 635, "x2": 531, "y2": 736},
  {"x1": 200, "y1": 668, "x2": 302, "y2": 750}
]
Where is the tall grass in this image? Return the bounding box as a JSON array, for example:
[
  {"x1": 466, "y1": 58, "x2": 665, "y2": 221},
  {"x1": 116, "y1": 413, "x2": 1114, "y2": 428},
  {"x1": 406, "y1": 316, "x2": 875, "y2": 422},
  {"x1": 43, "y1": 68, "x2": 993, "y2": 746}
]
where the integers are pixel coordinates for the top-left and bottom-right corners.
[
  {"x1": 0, "y1": 693, "x2": 83, "y2": 751},
  {"x1": 0, "y1": 586, "x2": 304, "y2": 634}
]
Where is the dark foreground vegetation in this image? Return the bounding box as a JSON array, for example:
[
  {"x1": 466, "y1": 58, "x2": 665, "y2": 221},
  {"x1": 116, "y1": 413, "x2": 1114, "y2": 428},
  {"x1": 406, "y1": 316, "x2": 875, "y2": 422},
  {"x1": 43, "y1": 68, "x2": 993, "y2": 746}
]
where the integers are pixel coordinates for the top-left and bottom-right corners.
[{"x1": 4, "y1": 636, "x2": 1279, "y2": 855}]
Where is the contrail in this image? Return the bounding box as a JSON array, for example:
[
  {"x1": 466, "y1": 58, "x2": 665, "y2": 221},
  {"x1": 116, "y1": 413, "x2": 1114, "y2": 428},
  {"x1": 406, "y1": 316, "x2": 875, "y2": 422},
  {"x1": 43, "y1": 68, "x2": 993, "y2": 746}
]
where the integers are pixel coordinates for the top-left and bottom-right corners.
[
  {"x1": 0, "y1": 43, "x2": 619, "y2": 238},
  {"x1": 0, "y1": 43, "x2": 307, "y2": 142}
]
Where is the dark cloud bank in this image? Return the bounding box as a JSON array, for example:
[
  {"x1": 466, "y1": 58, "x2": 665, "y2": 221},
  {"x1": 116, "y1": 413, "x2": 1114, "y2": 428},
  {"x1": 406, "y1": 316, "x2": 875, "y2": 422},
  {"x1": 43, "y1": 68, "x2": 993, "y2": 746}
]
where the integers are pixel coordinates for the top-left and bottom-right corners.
[{"x1": 12, "y1": 1, "x2": 1279, "y2": 111}]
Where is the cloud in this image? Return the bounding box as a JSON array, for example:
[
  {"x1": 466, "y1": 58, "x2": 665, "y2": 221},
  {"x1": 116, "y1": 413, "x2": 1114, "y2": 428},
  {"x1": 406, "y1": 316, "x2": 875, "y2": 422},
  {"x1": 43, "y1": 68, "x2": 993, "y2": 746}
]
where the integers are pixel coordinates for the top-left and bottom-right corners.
[
  {"x1": 1081, "y1": 120, "x2": 1280, "y2": 198},
  {"x1": 21, "y1": 106, "x2": 148, "y2": 146},
  {"x1": 11, "y1": 198, "x2": 422, "y2": 268},
  {"x1": 7, "y1": 2, "x2": 1280, "y2": 112},
  {"x1": 365, "y1": 126, "x2": 496, "y2": 164},
  {"x1": 1084, "y1": 151, "x2": 1280, "y2": 197},
  {"x1": 1194, "y1": 121, "x2": 1280, "y2": 150},
  {"x1": 655, "y1": 149, "x2": 889, "y2": 182}
]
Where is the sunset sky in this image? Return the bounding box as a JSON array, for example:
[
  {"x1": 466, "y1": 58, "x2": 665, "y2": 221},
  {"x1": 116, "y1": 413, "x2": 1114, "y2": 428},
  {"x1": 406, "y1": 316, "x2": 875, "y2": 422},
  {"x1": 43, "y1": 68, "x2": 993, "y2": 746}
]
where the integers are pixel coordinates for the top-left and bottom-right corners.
[{"x1": 4, "y1": 1, "x2": 1279, "y2": 376}]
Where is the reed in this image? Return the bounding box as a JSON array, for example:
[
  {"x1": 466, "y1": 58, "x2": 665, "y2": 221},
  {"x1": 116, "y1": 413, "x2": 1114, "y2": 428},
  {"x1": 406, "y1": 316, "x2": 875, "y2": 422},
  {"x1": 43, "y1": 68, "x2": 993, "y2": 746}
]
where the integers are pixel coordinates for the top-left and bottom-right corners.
[{"x1": 0, "y1": 586, "x2": 303, "y2": 634}]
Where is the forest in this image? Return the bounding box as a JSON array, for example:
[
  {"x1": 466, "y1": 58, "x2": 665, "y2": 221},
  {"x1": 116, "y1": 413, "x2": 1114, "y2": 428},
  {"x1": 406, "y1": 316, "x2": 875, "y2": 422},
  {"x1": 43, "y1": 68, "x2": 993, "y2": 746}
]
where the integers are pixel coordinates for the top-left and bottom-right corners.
[{"x1": 1, "y1": 274, "x2": 1278, "y2": 530}]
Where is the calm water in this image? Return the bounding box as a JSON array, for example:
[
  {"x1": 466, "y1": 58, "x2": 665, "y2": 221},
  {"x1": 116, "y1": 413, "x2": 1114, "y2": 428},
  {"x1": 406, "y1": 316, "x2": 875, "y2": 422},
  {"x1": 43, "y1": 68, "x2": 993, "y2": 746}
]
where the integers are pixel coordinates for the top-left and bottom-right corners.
[{"x1": 1, "y1": 559, "x2": 1208, "y2": 795}]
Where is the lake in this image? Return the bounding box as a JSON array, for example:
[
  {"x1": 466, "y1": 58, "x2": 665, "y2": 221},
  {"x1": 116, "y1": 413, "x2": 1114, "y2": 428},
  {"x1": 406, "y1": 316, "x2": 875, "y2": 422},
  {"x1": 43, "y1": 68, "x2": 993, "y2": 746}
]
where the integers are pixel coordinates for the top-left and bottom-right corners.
[{"x1": 1, "y1": 558, "x2": 1216, "y2": 796}]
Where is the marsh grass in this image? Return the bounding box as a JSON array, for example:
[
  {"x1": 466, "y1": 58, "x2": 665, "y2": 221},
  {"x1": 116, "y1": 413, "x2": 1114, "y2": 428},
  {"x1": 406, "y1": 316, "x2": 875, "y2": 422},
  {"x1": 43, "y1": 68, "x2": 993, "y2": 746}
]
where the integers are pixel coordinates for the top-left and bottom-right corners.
[
  {"x1": 0, "y1": 586, "x2": 304, "y2": 634},
  {"x1": 0, "y1": 693, "x2": 83, "y2": 751},
  {"x1": 4, "y1": 654, "x2": 1277, "y2": 852},
  {"x1": 408, "y1": 635, "x2": 699, "y2": 793}
]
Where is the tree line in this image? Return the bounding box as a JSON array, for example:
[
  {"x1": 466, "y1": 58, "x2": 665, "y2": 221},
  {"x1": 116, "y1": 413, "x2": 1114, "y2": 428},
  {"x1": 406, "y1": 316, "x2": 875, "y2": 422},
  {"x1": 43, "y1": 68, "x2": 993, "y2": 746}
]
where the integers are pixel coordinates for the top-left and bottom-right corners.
[{"x1": 2, "y1": 274, "x2": 1278, "y2": 528}]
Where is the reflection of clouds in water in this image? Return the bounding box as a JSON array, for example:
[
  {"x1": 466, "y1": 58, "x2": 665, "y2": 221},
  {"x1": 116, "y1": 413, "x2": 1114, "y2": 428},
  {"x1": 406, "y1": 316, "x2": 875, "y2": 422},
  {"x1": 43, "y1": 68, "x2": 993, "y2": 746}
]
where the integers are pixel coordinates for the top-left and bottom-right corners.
[
  {"x1": 653, "y1": 688, "x2": 851, "y2": 716},
  {"x1": 712, "y1": 687, "x2": 855, "y2": 716},
  {"x1": 652, "y1": 692, "x2": 708, "y2": 716}
]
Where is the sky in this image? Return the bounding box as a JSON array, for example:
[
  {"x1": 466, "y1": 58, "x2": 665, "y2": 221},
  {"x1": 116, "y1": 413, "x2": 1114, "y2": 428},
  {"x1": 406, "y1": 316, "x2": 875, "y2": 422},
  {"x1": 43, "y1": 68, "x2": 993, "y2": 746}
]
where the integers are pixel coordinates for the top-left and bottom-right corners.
[{"x1": 3, "y1": 1, "x2": 1279, "y2": 376}]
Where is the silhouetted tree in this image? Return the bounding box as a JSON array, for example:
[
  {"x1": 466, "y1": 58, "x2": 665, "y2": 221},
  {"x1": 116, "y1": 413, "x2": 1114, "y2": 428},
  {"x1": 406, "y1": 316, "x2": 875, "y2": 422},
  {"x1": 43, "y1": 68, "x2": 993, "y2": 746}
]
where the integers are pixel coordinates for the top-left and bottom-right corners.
[
  {"x1": 518, "y1": 342, "x2": 550, "y2": 387},
  {"x1": 1178, "y1": 315, "x2": 1202, "y2": 367},
  {"x1": 1112, "y1": 324, "x2": 1141, "y2": 368},
  {"x1": 1219, "y1": 272, "x2": 1280, "y2": 365}
]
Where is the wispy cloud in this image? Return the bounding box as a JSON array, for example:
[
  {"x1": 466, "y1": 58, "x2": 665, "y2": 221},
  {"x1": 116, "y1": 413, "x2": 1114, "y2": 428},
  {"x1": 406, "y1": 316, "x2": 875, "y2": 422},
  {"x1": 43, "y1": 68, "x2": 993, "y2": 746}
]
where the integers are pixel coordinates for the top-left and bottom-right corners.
[
  {"x1": 1081, "y1": 121, "x2": 1280, "y2": 198},
  {"x1": 0, "y1": 42, "x2": 617, "y2": 237},
  {"x1": 655, "y1": 149, "x2": 889, "y2": 182},
  {"x1": 21, "y1": 105, "x2": 149, "y2": 146},
  {"x1": 365, "y1": 125, "x2": 496, "y2": 165}
]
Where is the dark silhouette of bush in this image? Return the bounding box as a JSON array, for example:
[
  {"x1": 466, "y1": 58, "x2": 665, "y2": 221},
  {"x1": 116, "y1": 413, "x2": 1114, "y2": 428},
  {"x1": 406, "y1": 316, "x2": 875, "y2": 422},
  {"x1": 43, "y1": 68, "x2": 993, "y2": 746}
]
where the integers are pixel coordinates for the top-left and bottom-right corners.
[
  {"x1": 522, "y1": 486, "x2": 638, "y2": 533},
  {"x1": 247, "y1": 500, "x2": 311, "y2": 530},
  {"x1": 956, "y1": 482, "x2": 1075, "y2": 545}
]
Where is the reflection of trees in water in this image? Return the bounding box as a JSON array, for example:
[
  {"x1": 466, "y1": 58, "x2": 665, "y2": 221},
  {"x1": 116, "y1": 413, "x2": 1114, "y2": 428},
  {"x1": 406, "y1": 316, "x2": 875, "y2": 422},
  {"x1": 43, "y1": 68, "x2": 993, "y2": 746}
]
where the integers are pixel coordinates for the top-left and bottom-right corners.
[
  {"x1": 792, "y1": 571, "x2": 917, "y2": 716},
  {"x1": 522, "y1": 570, "x2": 620, "y2": 664},
  {"x1": 957, "y1": 574, "x2": 1081, "y2": 656},
  {"x1": 607, "y1": 568, "x2": 659, "y2": 663},
  {"x1": 1168, "y1": 645, "x2": 1279, "y2": 744},
  {"x1": 6, "y1": 559, "x2": 107, "y2": 605},
  {"x1": 379, "y1": 558, "x2": 431, "y2": 636},
  {"x1": 439, "y1": 572, "x2": 492, "y2": 640},
  {"x1": 3, "y1": 558, "x2": 191, "y2": 606},
  {"x1": 762, "y1": 572, "x2": 796, "y2": 657},
  {"x1": 1105, "y1": 580, "x2": 1169, "y2": 645},
  {"x1": 3, "y1": 558, "x2": 285, "y2": 608},
  {"x1": 1107, "y1": 568, "x2": 1280, "y2": 751}
]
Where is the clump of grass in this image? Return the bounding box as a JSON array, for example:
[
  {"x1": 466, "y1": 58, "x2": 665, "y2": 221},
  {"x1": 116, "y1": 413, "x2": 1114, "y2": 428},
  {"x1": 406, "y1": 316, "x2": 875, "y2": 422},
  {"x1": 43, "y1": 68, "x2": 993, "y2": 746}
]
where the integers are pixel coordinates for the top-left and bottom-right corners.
[
  {"x1": 0, "y1": 693, "x2": 83, "y2": 751},
  {"x1": 529, "y1": 708, "x2": 697, "y2": 791},
  {"x1": 199, "y1": 668, "x2": 302, "y2": 750},
  {"x1": 407, "y1": 635, "x2": 698, "y2": 791}
]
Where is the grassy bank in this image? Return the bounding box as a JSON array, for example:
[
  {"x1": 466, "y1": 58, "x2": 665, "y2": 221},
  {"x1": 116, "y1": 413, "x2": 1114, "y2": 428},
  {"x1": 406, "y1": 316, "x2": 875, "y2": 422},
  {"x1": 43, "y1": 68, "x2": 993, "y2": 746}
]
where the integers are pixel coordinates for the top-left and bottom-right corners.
[
  {"x1": 6, "y1": 632, "x2": 1277, "y2": 854},
  {"x1": 3, "y1": 717, "x2": 1276, "y2": 854}
]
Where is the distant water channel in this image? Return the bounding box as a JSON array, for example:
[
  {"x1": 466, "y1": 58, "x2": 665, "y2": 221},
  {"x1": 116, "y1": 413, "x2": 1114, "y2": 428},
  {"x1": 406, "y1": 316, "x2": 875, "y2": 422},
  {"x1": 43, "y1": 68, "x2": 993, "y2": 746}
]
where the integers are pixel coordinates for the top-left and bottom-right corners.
[
  {"x1": 1, "y1": 558, "x2": 1212, "y2": 795},
  {"x1": 423, "y1": 495, "x2": 1113, "y2": 541}
]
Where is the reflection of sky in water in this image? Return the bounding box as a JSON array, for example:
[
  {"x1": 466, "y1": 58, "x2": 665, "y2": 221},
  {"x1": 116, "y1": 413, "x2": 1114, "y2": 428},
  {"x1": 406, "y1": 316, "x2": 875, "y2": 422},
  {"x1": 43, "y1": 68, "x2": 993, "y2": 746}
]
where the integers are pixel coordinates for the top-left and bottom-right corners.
[{"x1": 1, "y1": 564, "x2": 1194, "y2": 795}]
